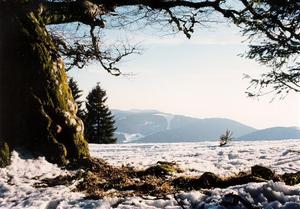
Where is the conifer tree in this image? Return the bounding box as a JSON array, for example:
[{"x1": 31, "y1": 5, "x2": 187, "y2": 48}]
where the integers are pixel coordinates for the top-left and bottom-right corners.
[
  {"x1": 85, "y1": 84, "x2": 117, "y2": 144},
  {"x1": 68, "y1": 78, "x2": 86, "y2": 120}
]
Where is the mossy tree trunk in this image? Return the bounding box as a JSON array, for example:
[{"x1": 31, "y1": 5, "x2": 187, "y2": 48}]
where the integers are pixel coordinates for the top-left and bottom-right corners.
[{"x1": 0, "y1": 1, "x2": 89, "y2": 166}]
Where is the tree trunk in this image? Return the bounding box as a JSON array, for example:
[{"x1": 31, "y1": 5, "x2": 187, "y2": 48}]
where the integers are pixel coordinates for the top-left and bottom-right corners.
[{"x1": 0, "y1": 1, "x2": 89, "y2": 166}]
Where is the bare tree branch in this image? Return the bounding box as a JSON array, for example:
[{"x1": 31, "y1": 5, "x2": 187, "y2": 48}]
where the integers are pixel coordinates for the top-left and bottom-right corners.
[{"x1": 38, "y1": 0, "x2": 299, "y2": 95}]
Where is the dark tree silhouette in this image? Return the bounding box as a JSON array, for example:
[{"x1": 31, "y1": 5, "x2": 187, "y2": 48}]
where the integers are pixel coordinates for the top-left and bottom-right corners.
[
  {"x1": 85, "y1": 84, "x2": 117, "y2": 144},
  {"x1": 68, "y1": 78, "x2": 85, "y2": 120},
  {"x1": 0, "y1": 0, "x2": 299, "y2": 166},
  {"x1": 239, "y1": 1, "x2": 300, "y2": 97}
]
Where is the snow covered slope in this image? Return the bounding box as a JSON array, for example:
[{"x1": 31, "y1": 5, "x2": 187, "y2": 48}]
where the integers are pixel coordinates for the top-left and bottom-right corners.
[
  {"x1": 1, "y1": 140, "x2": 300, "y2": 209},
  {"x1": 113, "y1": 109, "x2": 257, "y2": 143},
  {"x1": 239, "y1": 127, "x2": 300, "y2": 140}
]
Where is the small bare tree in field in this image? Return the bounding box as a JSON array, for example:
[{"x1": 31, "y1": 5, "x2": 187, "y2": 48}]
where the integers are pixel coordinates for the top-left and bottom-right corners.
[{"x1": 219, "y1": 130, "x2": 233, "y2": 147}]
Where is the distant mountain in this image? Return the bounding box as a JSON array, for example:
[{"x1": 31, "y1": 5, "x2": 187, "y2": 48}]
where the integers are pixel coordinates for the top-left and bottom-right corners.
[
  {"x1": 139, "y1": 118, "x2": 257, "y2": 143},
  {"x1": 112, "y1": 109, "x2": 257, "y2": 143},
  {"x1": 113, "y1": 109, "x2": 167, "y2": 135},
  {"x1": 238, "y1": 127, "x2": 300, "y2": 140}
]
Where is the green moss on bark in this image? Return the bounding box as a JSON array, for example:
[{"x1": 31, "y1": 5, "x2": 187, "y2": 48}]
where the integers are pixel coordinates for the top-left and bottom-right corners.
[
  {"x1": 0, "y1": 142, "x2": 10, "y2": 168},
  {"x1": 0, "y1": 3, "x2": 89, "y2": 166}
]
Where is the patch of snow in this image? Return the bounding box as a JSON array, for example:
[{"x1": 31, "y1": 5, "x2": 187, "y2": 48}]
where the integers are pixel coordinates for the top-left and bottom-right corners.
[
  {"x1": 144, "y1": 121, "x2": 154, "y2": 126},
  {"x1": 124, "y1": 133, "x2": 144, "y2": 143},
  {"x1": 0, "y1": 151, "x2": 86, "y2": 209},
  {"x1": 116, "y1": 132, "x2": 145, "y2": 143},
  {"x1": 155, "y1": 113, "x2": 174, "y2": 130}
]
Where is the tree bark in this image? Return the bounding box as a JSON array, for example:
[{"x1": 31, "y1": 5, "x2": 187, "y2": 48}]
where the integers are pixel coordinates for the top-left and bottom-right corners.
[{"x1": 0, "y1": 1, "x2": 89, "y2": 166}]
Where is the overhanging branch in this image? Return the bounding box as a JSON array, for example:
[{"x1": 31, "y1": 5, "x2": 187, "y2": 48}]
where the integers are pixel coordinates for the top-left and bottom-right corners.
[{"x1": 41, "y1": 0, "x2": 106, "y2": 27}]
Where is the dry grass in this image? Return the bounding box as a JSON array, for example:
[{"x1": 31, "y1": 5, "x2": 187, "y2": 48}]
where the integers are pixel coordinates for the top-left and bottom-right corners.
[{"x1": 34, "y1": 157, "x2": 300, "y2": 199}]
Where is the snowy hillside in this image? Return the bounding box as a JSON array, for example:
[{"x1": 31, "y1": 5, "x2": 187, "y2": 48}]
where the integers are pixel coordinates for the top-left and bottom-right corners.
[
  {"x1": 113, "y1": 109, "x2": 257, "y2": 143},
  {"x1": 238, "y1": 127, "x2": 300, "y2": 141},
  {"x1": 113, "y1": 110, "x2": 300, "y2": 143},
  {"x1": 0, "y1": 140, "x2": 300, "y2": 208}
]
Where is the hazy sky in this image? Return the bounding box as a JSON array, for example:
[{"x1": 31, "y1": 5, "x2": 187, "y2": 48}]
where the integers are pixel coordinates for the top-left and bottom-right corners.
[{"x1": 68, "y1": 24, "x2": 300, "y2": 130}]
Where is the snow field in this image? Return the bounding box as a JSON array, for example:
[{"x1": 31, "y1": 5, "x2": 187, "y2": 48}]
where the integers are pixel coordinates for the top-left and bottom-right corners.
[
  {"x1": 0, "y1": 140, "x2": 299, "y2": 209},
  {"x1": 89, "y1": 140, "x2": 300, "y2": 176}
]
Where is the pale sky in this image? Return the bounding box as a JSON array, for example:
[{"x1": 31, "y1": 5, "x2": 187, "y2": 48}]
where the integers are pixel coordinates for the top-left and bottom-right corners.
[{"x1": 68, "y1": 24, "x2": 300, "y2": 130}]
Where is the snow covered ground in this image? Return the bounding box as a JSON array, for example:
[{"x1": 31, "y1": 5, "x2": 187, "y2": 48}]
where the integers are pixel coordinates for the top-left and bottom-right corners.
[
  {"x1": 90, "y1": 139, "x2": 300, "y2": 176},
  {"x1": 0, "y1": 140, "x2": 300, "y2": 209}
]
